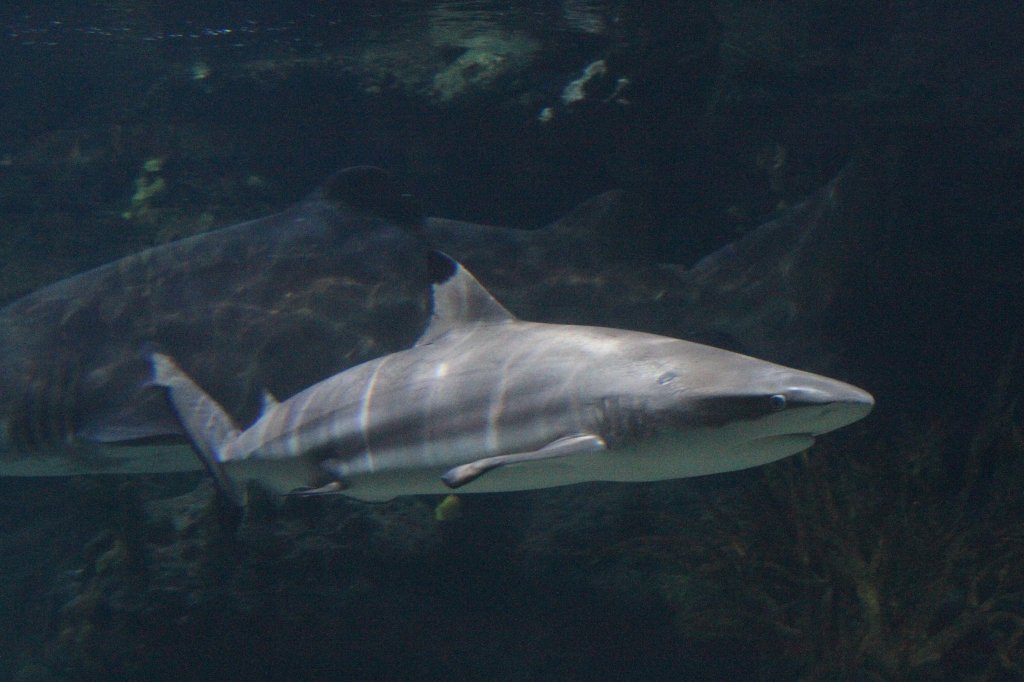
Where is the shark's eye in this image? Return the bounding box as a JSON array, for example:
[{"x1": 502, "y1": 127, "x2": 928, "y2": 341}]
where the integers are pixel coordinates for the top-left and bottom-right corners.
[
  {"x1": 657, "y1": 371, "x2": 678, "y2": 385},
  {"x1": 769, "y1": 394, "x2": 787, "y2": 410}
]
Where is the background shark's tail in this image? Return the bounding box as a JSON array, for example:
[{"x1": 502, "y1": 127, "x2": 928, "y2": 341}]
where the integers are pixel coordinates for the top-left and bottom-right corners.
[{"x1": 149, "y1": 353, "x2": 242, "y2": 505}]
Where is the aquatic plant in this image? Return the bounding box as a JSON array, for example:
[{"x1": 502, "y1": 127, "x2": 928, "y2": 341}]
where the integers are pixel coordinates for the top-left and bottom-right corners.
[{"x1": 630, "y1": 337, "x2": 1024, "y2": 679}]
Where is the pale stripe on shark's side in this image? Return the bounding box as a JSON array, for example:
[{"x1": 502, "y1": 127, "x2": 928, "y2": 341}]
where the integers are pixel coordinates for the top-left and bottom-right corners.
[
  {"x1": 486, "y1": 354, "x2": 514, "y2": 453},
  {"x1": 360, "y1": 359, "x2": 386, "y2": 473}
]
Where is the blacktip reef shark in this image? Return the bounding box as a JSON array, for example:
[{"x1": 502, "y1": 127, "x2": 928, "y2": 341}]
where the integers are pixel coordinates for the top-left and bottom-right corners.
[
  {"x1": 0, "y1": 163, "x2": 877, "y2": 480},
  {"x1": 150, "y1": 252, "x2": 873, "y2": 503}
]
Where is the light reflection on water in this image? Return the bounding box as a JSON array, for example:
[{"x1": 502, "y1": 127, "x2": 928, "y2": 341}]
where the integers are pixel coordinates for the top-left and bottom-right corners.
[{"x1": 2, "y1": 1, "x2": 614, "y2": 55}]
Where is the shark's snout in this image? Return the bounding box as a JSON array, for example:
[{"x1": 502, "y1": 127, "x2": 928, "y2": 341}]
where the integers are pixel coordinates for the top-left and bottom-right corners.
[
  {"x1": 778, "y1": 376, "x2": 874, "y2": 436},
  {"x1": 784, "y1": 380, "x2": 873, "y2": 407}
]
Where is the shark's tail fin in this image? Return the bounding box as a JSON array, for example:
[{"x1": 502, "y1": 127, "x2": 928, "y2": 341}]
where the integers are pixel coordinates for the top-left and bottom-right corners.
[{"x1": 149, "y1": 353, "x2": 242, "y2": 506}]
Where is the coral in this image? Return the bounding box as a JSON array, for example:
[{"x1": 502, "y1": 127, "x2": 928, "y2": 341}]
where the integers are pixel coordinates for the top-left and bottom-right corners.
[
  {"x1": 434, "y1": 494, "x2": 462, "y2": 522},
  {"x1": 121, "y1": 157, "x2": 167, "y2": 222},
  {"x1": 611, "y1": 336, "x2": 1024, "y2": 679}
]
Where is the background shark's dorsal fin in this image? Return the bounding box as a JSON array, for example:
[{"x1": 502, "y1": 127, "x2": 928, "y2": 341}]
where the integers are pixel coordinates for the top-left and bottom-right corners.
[
  {"x1": 416, "y1": 252, "x2": 516, "y2": 346},
  {"x1": 319, "y1": 166, "x2": 423, "y2": 227}
]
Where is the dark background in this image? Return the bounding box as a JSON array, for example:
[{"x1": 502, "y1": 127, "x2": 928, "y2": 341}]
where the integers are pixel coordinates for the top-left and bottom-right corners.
[{"x1": 0, "y1": 1, "x2": 1021, "y2": 679}]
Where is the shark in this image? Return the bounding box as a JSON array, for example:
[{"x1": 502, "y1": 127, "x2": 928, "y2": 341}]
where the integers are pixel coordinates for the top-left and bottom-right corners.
[
  {"x1": 150, "y1": 252, "x2": 873, "y2": 503},
  {"x1": 0, "y1": 167, "x2": 430, "y2": 476},
  {"x1": 0, "y1": 164, "x2": 877, "y2": 480}
]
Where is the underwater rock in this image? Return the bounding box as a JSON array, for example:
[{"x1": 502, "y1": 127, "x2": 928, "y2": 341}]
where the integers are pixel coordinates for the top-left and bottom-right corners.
[
  {"x1": 430, "y1": 33, "x2": 539, "y2": 102},
  {"x1": 354, "y1": 7, "x2": 540, "y2": 102},
  {"x1": 43, "y1": 480, "x2": 446, "y2": 676}
]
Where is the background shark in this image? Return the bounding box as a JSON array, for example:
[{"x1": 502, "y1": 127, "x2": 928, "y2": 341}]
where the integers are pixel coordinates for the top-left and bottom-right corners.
[
  {"x1": 0, "y1": 167, "x2": 430, "y2": 474},
  {"x1": 0, "y1": 164, "x2": 875, "y2": 477}
]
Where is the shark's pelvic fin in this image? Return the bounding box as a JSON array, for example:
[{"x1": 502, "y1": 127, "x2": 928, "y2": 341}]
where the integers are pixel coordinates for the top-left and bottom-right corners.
[
  {"x1": 286, "y1": 481, "x2": 346, "y2": 497},
  {"x1": 416, "y1": 251, "x2": 517, "y2": 347},
  {"x1": 441, "y1": 433, "x2": 607, "y2": 488},
  {"x1": 149, "y1": 353, "x2": 242, "y2": 506}
]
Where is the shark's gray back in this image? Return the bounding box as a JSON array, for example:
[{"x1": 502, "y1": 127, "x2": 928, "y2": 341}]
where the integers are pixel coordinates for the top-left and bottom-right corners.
[{"x1": 0, "y1": 168, "x2": 429, "y2": 473}]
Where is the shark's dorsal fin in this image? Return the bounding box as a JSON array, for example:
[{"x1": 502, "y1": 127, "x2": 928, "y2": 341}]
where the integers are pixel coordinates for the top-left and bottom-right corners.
[
  {"x1": 416, "y1": 252, "x2": 516, "y2": 346},
  {"x1": 319, "y1": 166, "x2": 422, "y2": 227}
]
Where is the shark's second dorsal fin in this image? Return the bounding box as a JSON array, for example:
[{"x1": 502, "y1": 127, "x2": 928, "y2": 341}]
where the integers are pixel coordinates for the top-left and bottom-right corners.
[
  {"x1": 416, "y1": 252, "x2": 516, "y2": 346},
  {"x1": 259, "y1": 390, "x2": 280, "y2": 417}
]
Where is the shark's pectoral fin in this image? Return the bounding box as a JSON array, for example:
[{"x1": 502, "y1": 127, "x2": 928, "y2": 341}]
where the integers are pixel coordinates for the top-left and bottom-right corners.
[{"x1": 441, "y1": 434, "x2": 607, "y2": 489}]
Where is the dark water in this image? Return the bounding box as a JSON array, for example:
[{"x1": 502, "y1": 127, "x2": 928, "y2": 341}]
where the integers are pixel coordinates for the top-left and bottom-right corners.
[{"x1": 0, "y1": 1, "x2": 1022, "y2": 680}]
